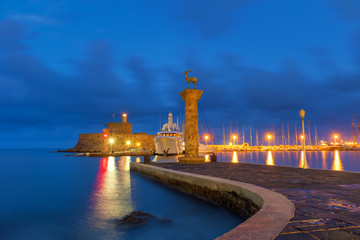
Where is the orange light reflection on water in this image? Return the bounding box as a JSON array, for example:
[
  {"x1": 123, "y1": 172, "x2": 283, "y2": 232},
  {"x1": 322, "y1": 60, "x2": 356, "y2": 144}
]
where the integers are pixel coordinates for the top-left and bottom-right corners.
[
  {"x1": 90, "y1": 156, "x2": 133, "y2": 227},
  {"x1": 332, "y1": 150, "x2": 343, "y2": 171},
  {"x1": 299, "y1": 151, "x2": 309, "y2": 169},
  {"x1": 266, "y1": 151, "x2": 274, "y2": 165},
  {"x1": 232, "y1": 151, "x2": 238, "y2": 163}
]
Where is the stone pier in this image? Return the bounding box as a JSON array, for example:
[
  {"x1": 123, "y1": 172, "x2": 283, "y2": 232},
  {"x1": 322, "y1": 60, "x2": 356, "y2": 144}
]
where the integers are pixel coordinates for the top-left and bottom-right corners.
[{"x1": 178, "y1": 88, "x2": 205, "y2": 164}]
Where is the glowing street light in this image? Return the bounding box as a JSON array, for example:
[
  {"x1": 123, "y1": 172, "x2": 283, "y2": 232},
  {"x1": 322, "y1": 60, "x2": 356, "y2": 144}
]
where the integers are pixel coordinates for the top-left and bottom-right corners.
[
  {"x1": 109, "y1": 138, "x2": 114, "y2": 153},
  {"x1": 267, "y1": 134, "x2": 272, "y2": 146},
  {"x1": 232, "y1": 135, "x2": 237, "y2": 145},
  {"x1": 137, "y1": 142, "x2": 140, "y2": 147},
  {"x1": 334, "y1": 135, "x2": 338, "y2": 145},
  {"x1": 205, "y1": 135, "x2": 209, "y2": 145},
  {"x1": 299, "y1": 109, "x2": 306, "y2": 168},
  {"x1": 126, "y1": 140, "x2": 131, "y2": 145}
]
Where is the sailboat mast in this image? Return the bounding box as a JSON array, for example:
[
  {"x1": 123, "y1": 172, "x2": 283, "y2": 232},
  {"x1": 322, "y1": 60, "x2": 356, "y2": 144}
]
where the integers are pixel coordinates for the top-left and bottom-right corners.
[
  {"x1": 314, "y1": 123, "x2": 318, "y2": 146},
  {"x1": 223, "y1": 123, "x2": 225, "y2": 145},
  {"x1": 287, "y1": 122, "x2": 290, "y2": 145},
  {"x1": 250, "y1": 125, "x2": 252, "y2": 146},
  {"x1": 352, "y1": 113, "x2": 356, "y2": 144},
  {"x1": 308, "y1": 120, "x2": 312, "y2": 146},
  {"x1": 281, "y1": 122, "x2": 284, "y2": 145},
  {"x1": 295, "y1": 123, "x2": 298, "y2": 146},
  {"x1": 236, "y1": 122, "x2": 239, "y2": 144},
  {"x1": 230, "y1": 121, "x2": 232, "y2": 143},
  {"x1": 242, "y1": 124, "x2": 245, "y2": 144},
  {"x1": 256, "y1": 129, "x2": 259, "y2": 146}
]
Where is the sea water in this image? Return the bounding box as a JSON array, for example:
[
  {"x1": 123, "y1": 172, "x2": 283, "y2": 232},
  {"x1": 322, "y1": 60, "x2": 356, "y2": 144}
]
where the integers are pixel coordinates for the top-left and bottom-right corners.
[{"x1": 0, "y1": 149, "x2": 241, "y2": 240}]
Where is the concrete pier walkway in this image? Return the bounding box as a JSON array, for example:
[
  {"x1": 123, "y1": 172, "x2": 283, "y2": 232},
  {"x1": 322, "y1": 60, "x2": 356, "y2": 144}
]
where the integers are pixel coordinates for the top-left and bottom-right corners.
[{"x1": 152, "y1": 162, "x2": 360, "y2": 240}]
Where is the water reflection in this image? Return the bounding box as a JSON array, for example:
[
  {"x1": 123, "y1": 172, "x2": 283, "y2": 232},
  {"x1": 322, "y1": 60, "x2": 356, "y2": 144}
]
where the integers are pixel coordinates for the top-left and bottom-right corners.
[
  {"x1": 89, "y1": 157, "x2": 133, "y2": 228},
  {"x1": 321, "y1": 151, "x2": 327, "y2": 169},
  {"x1": 332, "y1": 150, "x2": 344, "y2": 171},
  {"x1": 266, "y1": 151, "x2": 274, "y2": 165},
  {"x1": 299, "y1": 151, "x2": 309, "y2": 169},
  {"x1": 232, "y1": 151, "x2": 238, "y2": 163}
]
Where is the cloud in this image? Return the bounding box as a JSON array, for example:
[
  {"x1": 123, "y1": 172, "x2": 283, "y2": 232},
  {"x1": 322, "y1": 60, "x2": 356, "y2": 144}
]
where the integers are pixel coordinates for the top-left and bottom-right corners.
[
  {"x1": 0, "y1": 20, "x2": 28, "y2": 53},
  {"x1": 171, "y1": 0, "x2": 252, "y2": 39},
  {"x1": 8, "y1": 14, "x2": 61, "y2": 25}
]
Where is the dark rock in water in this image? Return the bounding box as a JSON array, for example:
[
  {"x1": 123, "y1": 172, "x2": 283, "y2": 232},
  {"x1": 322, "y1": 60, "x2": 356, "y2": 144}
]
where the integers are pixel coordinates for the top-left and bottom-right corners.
[{"x1": 116, "y1": 211, "x2": 172, "y2": 226}]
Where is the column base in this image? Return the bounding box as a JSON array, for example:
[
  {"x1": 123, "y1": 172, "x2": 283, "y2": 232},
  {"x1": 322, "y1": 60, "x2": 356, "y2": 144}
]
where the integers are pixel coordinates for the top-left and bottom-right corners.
[{"x1": 178, "y1": 156, "x2": 205, "y2": 164}]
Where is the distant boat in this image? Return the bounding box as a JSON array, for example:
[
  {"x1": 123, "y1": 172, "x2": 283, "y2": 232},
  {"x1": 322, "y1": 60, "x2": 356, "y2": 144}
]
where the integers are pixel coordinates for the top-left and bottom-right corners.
[{"x1": 154, "y1": 112, "x2": 183, "y2": 155}]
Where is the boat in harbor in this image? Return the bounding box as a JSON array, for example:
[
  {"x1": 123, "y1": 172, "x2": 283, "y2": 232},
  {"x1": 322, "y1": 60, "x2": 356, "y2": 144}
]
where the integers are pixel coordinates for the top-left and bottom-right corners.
[{"x1": 154, "y1": 112, "x2": 183, "y2": 155}]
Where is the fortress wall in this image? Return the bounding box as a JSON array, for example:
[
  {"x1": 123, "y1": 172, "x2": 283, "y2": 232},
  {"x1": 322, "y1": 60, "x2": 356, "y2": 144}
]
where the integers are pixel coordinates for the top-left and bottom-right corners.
[
  {"x1": 107, "y1": 122, "x2": 132, "y2": 134},
  {"x1": 73, "y1": 132, "x2": 155, "y2": 152}
]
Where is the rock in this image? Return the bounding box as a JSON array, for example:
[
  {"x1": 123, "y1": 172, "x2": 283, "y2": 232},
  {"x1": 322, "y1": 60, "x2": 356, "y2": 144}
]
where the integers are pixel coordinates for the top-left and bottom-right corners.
[{"x1": 116, "y1": 211, "x2": 172, "y2": 226}]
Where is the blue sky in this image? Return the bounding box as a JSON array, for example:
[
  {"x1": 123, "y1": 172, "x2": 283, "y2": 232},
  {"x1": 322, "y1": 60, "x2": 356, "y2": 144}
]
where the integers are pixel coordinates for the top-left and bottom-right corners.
[{"x1": 1, "y1": 0, "x2": 360, "y2": 148}]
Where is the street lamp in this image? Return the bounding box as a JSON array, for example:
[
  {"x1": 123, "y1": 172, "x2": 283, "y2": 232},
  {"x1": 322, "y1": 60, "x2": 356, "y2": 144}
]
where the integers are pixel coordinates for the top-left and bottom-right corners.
[
  {"x1": 299, "y1": 109, "x2": 306, "y2": 168},
  {"x1": 109, "y1": 138, "x2": 114, "y2": 153},
  {"x1": 205, "y1": 135, "x2": 209, "y2": 145},
  {"x1": 267, "y1": 134, "x2": 272, "y2": 146},
  {"x1": 232, "y1": 135, "x2": 237, "y2": 145},
  {"x1": 334, "y1": 135, "x2": 338, "y2": 145}
]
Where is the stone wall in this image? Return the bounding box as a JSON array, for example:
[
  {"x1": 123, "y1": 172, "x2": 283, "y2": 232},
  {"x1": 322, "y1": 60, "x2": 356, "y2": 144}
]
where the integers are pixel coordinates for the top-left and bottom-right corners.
[
  {"x1": 73, "y1": 132, "x2": 155, "y2": 152},
  {"x1": 107, "y1": 122, "x2": 132, "y2": 134},
  {"x1": 130, "y1": 163, "x2": 295, "y2": 240}
]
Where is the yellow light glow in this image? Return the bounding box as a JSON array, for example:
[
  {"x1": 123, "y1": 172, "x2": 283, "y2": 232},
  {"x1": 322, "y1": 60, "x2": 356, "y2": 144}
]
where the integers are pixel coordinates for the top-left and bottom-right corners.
[
  {"x1": 332, "y1": 150, "x2": 343, "y2": 171},
  {"x1": 136, "y1": 142, "x2": 140, "y2": 146},
  {"x1": 109, "y1": 138, "x2": 114, "y2": 144},
  {"x1": 299, "y1": 151, "x2": 309, "y2": 169},
  {"x1": 267, "y1": 134, "x2": 272, "y2": 140},
  {"x1": 232, "y1": 151, "x2": 238, "y2": 163},
  {"x1": 300, "y1": 135, "x2": 304, "y2": 139},
  {"x1": 205, "y1": 155, "x2": 210, "y2": 162},
  {"x1": 126, "y1": 141, "x2": 130, "y2": 145},
  {"x1": 266, "y1": 151, "x2": 274, "y2": 165},
  {"x1": 205, "y1": 135, "x2": 209, "y2": 140},
  {"x1": 123, "y1": 113, "x2": 127, "y2": 117},
  {"x1": 334, "y1": 135, "x2": 338, "y2": 139},
  {"x1": 229, "y1": 142, "x2": 233, "y2": 145},
  {"x1": 232, "y1": 135, "x2": 237, "y2": 140}
]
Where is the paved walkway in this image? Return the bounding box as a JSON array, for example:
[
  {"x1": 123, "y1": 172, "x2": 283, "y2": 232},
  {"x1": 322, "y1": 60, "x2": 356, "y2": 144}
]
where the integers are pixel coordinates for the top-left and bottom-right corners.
[{"x1": 153, "y1": 162, "x2": 360, "y2": 240}]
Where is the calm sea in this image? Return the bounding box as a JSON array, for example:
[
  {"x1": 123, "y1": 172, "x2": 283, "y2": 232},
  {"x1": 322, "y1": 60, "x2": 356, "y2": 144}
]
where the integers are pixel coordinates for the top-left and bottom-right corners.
[{"x1": 0, "y1": 149, "x2": 240, "y2": 240}]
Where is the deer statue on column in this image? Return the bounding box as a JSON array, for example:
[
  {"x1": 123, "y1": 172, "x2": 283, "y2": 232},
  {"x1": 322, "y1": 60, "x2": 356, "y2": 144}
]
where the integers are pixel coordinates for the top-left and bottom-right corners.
[{"x1": 184, "y1": 69, "x2": 197, "y2": 88}]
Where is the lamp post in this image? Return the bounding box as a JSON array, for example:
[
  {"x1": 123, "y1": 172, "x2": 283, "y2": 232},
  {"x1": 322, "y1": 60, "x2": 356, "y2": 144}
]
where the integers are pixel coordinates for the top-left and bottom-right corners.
[
  {"x1": 232, "y1": 135, "x2": 237, "y2": 145},
  {"x1": 334, "y1": 135, "x2": 338, "y2": 145},
  {"x1": 299, "y1": 109, "x2": 306, "y2": 167},
  {"x1": 205, "y1": 135, "x2": 209, "y2": 145},
  {"x1": 267, "y1": 134, "x2": 272, "y2": 146},
  {"x1": 109, "y1": 138, "x2": 114, "y2": 153}
]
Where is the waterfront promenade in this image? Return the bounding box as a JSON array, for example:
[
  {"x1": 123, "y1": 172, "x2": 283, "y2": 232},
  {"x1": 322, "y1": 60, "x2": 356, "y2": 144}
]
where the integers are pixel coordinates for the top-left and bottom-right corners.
[{"x1": 152, "y1": 162, "x2": 360, "y2": 240}]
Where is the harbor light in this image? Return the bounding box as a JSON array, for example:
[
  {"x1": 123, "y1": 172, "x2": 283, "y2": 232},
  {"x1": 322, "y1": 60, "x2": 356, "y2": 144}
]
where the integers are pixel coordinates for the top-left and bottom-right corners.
[
  {"x1": 334, "y1": 135, "x2": 339, "y2": 145},
  {"x1": 205, "y1": 135, "x2": 209, "y2": 145},
  {"x1": 232, "y1": 135, "x2": 237, "y2": 145},
  {"x1": 299, "y1": 109, "x2": 306, "y2": 167},
  {"x1": 126, "y1": 140, "x2": 131, "y2": 145},
  {"x1": 267, "y1": 134, "x2": 272, "y2": 146},
  {"x1": 122, "y1": 113, "x2": 128, "y2": 123},
  {"x1": 109, "y1": 138, "x2": 114, "y2": 153}
]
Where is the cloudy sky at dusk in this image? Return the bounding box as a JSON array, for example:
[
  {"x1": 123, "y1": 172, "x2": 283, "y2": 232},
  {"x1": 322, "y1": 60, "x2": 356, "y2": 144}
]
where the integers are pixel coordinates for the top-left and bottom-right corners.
[{"x1": 1, "y1": 0, "x2": 360, "y2": 148}]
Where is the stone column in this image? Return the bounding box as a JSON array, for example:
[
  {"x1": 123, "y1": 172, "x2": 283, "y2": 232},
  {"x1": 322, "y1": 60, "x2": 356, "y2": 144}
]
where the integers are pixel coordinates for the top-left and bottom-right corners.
[{"x1": 178, "y1": 89, "x2": 205, "y2": 164}]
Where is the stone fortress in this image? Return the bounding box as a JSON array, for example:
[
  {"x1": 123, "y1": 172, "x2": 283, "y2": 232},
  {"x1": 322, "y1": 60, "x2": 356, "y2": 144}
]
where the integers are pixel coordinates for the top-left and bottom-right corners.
[{"x1": 70, "y1": 113, "x2": 155, "y2": 152}]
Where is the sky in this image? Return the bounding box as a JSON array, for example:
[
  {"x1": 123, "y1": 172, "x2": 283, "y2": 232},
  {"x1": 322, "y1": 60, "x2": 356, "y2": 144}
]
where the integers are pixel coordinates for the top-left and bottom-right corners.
[{"x1": 1, "y1": 0, "x2": 360, "y2": 148}]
